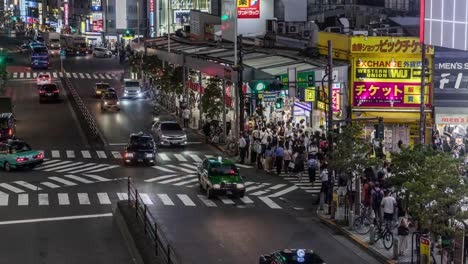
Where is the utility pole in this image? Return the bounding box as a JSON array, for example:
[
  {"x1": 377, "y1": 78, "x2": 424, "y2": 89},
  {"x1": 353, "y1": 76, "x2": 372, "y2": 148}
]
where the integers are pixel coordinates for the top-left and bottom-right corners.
[
  {"x1": 237, "y1": 34, "x2": 244, "y2": 133},
  {"x1": 419, "y1": 43, "x2": 426, "y2": 144},
  {"x1": 137, "y1": 0, "x2": 140, "y2": 44},
  {"x1": 327, "y1": 40, "x2": 334, "y2": 152}
]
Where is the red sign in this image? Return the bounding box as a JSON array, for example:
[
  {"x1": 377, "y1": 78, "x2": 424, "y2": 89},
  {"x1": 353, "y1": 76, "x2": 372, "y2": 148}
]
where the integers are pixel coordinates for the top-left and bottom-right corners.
[
  {"x1": 237, "y1": 0, "x2": 260, "y2": 19},
  {"x1": 92, "y1": 20, "x2": 103, "y2": 32},
  {"x1": 186, "y1": 80, "x2": 232, "y2": 107},
  {"x1": 64, "y1": 3, "x2": 69, "y2": 26},
  {"x1": 149, "y1": 0, "x2": 154, "y2": 12}
]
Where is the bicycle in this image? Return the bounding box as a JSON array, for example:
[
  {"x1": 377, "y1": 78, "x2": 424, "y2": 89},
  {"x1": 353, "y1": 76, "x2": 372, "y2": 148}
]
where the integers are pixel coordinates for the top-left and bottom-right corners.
[
  {"x1": 374, "y1": 220, "x2": 394, "y2": 250},
  {"x1": 353, "y1": 204, "x2": 373, "y2": 235}
]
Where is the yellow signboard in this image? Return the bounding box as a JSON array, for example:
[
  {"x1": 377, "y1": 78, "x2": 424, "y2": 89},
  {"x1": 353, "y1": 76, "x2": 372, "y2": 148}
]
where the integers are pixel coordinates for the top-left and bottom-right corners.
[
  {"x1": 420, "y1": 237, "x2": 430, "y2": 264},
  {"x1": 305, "y1": 89, "x2": 315, "y2": 102},
  {"x1": 350, "y1": 36, "x2": 434, "y2": 54}
]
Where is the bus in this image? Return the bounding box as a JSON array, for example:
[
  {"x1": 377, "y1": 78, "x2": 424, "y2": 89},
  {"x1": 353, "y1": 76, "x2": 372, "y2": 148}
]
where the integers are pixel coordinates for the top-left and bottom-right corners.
[{"x1": 31, "y1": 45, "x2": 49, "y2": 69}]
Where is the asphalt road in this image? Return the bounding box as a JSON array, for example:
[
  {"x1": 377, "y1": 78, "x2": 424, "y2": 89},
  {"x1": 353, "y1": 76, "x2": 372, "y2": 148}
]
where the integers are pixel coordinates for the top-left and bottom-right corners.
[{"x1": 0, "y1": 47, "x2": 381, "y2": 264}]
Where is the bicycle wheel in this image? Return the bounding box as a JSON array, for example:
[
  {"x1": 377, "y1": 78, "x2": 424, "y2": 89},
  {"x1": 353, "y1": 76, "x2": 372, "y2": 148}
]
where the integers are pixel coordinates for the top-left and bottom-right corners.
[
  {"x1": 353, "y1": 216, "x2": 371, "y2": 235},
  {"x1": 382, "y1": 231, "x2": 394, "y2": 249}
]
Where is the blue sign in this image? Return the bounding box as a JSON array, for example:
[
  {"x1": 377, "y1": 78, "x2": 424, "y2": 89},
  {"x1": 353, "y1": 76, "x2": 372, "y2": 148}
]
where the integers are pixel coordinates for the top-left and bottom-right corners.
[
  {"x1": 294, "y1": 102, "x2": 312, "y2": 112},
  {"x1": 92, "y1": 0, "x2": 102, "y2": 11}
]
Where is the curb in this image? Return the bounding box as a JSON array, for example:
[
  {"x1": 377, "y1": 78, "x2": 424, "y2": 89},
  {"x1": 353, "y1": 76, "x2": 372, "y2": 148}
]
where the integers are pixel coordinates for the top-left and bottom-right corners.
[
  {"x1": 113, "y1": 205, "x2": 144, "y2": 264},
  {"x1": 317, "y1": 213, "x2": 397, "y2": 264}
]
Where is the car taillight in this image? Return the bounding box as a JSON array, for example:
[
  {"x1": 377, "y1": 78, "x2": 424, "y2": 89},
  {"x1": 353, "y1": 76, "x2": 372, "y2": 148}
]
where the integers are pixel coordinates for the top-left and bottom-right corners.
[
  {"x1": 8, "y1": 128, "x2": 12, "y2": 136},
  {"x1": 54, "y1": 89, "x2": 59, "y2": 93},
  {"x1": 34, "y1": 153, "x2": 44, "y2": 159},
  {"x1": 16, "y1": 157, "x2": 28, "y2": 162},
  {"x1": 39, "y1": 90, "x2": 45, "y2": 94}
]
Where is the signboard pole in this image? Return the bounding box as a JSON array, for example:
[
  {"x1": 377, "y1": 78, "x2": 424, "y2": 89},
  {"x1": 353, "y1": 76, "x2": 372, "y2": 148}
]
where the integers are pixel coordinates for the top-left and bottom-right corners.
[
  {"x1": 327, "y1": 40, "x2": 334, "y2": 151},
  {"x1": 288, "y1": 67, "x2": 296, "y2": 120},
  {"x1": 419, "y1": 43, "x2": 426, "y2": 144}
]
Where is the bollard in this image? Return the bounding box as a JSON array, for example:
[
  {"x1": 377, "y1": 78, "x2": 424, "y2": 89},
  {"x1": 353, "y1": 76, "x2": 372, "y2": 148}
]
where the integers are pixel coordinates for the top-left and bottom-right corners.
[
  {"x1": 348, "y1": 210, "x2": 355, "y2": 230},
  {"x1": 393, "y1": 237, "x2": 399, "y2": 260},
  {"x1": 369, "y1": 224, "x2": 375, "y2": 245}
]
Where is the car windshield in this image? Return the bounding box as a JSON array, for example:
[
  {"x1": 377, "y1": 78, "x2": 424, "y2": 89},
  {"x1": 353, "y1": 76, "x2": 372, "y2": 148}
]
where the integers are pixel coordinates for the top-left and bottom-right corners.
[
  {"x1": 161, "y1": 123, "x2": 182, "y2": 131},
  {"x1": 125, "y1": 81, "x2": 139, "y2": 87},
  {"x1": 104, "y1": 93, "x2": 117, "y2": 100},
  {"x1": 0, "y1": 118, "x2": 8, "y2": 129},
  {"x1": 39, "y1": 74, "x2": 50, "y2": 79},
  {"x1": 41, "y1": 84, "x2": 57, "y2": 92},
  {"x1": 10, "y1": 142, "x2": 32, "y2": 153},
  {"x1": 130, "y1": 137, "x2": 154, "y2": 149},
  {"x1": 209, "y1": 164, "x2": 238, "y2": 176},
  {"x1": 96, "y1": 83, "x2": 110, "y2": 90}
]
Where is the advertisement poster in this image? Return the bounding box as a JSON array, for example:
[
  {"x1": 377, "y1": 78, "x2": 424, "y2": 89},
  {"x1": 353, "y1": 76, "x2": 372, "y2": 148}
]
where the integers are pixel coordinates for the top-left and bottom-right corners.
[
  {"x1": 92, "y1": 0, "x2": 101, "y2": 11},
  {"x1": 350, "y1": 36, "x2": 434, "y2": 54},
  {"x1": 92, "y1": 12, "x2": 103, "y2": 32},
  {"x1": 434, "y1": 57, "x2": 468, "y2": 107},
  {"x1": 174, "y1": 10, "x2": 190, "y2": 24},
  {"x1": 237, "y1": 0, "x2": 260, "y2": 19}
]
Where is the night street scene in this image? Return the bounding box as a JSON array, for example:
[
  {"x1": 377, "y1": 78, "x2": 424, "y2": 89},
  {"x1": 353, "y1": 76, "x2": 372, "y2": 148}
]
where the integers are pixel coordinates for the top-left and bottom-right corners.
[{"x1": 2, "y1": 0, "x2": 468, "y2": 263}]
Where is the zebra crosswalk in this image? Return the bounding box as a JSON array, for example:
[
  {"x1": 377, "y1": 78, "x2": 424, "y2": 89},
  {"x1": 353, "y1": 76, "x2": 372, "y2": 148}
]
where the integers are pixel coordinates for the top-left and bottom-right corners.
[
  {"x1": 0, "y1": 174, "x2": 112, "y2": 194},
  {"x1": 8, "y1": 71, "x2": 117, "y2": 80},
  {"x1": 0, "y1": 192, "x2": 284, "y2": 209},
  {"x1": 277, "y1": 172, "x2": 337, "y2": 195},
  {"x1": 36, "y1": 150, "x2": 253, "y2": 167},
  {"x1": 34, "y1": 159, "x2": 119, "y2": 173}
]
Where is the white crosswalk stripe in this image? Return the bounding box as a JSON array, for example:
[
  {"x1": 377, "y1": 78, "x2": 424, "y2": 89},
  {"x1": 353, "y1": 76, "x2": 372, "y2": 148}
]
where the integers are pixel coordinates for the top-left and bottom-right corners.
[
  {"x1": 41, "y1": 182, "x2": 60, "y2": 188},
  {"x1": 82, "y1": 174, "x2": 111, "y2": 182},
  {"x1": 152, "y1": 166, "x2": 176, "y2": 173},
  {"x1": 38, "y1": 193, "x2": 49, "y2": 205},
  {"x1": 267, "y1": 186, "x2": 299, "y2": 197},
  {"x1": 157, "y1": 194, "x2": 175, "y2": 205},
  {"x1": 158, "y1": 175, "x2": 196, "y2": 184},
  {"x1": 144, "y1": 174, "x2": 179, "y2": 182},
  {"x1": 52, "y1": 72, "x2": 58, "y2": 78},
  {"x1": 81, "y1": 165, "x2": 119, "y2": 173},
  {"x1": 177, "y1": 194, "x2": 195, "y2": 206},
  {"x1": 174, "y1": 154, "x2": 187, "y2": 162},
  {"x1": 172, "y1": 178, "x2": 198, "y2": 186},
  {"x1": 85, "y1": 73, "x2": 91, "y2": 79},
  {"x1": 197, "y1": 195, "x2": 217, "y2": 207},
  {"x1": 66, "y1": 150, "x2": 75, "y2": 158},
  {"x1": 98, "y1": 73, "x2": 105, "y2": 79},
  {"x1": 117, "y1": 193, "x2": 128, "y2": 200},
  {"x1": 189, "y1": 154, "x2": 203, "y2": 162},
  {"x1": 12, "y1": 72, "x2": 17, "y2": 78},
  {"x1": 140, "y1": 193, "x2": 153, "y2": 205},
  {"x1": 179, "y1": 163, "x2": 198, "y2": 170},
  {"x1": 59, "y1": 72, "x2": 64, "y2": 77},
  {"x1": 240, "y1": 196, "x2": 254, "y2": 204},
  {"x1": 97, "y1": 193, "x2": 111, "y2": 204},
  {"x1": 72, "y1": 73, "x2": 78, "y2": 78},
  {"x1": 51, "y1": 150, "x2": 60, "y2": 158},
  {"x1": 26, "y1": 72, "x2": 30, "y2": 78},
  {"x1": 18, "y1": 194, "x2": 28, "y2": 206},
  {"x1": 55, "y1": 163, "x2": 97, "y2": 173},
  {"x1": 14, "y1": 181, "x2": 41, "y2": 191},
  {"x1": 78, "y1": 73, "x2": 85, "y2": 78},
  {"x1": 65, "y1": 164, "x2": 114, "y2": 174},
  {"x1": 92, "y1": 74, "x2": 99, "y2": 79},
  {"x1": 58, "y1": 193, "x2": 70, "y2": 205},
  {"x1": 219, "y1": 196, "x2": 235, "y2": 205},
  {"x1": 66, "y1": 72, "x2": 71, "y2": 78},
  {"x1": 48, "y1": 177, "x2": 77, "y2": 186},
  {"x1": 81, "y1": 150, "x2": 91, "y2": 158},
  {"x1": 0, "y1": 194, "x2": 8, "y2": 206},
  {"x1": 96, "y1": 151, "x2": 107, "y2": 158},
  {"x1": 105, "y1": 74, "x2": 113, "y2": 79},
  {"x1": 78, "y1": 193, "x2": 90, "y2": 204},
  {"x1": 19, "y1": 72, "x2": 23, "y2": 78},
  {"x1": 158, "y1": 153, "x2": 170, "y2": 161},
  {"x1": 64, "y1": 174, "x2": 93, "y2": 184},
  {"x1": 32, "y1": 72, "x2": 37, "y2": 78},
  {"x1": 166, "y1": 165, "x2": 194, "y2": 173},
  {"x1": 43, "y1": 162, "x2": 84, "y2": 171},
  {"x1": 258, "y1": 196, "x2": 282, "y2": 209},
  {"x1": 111, "y1": 151, "x2": 122, "y2": 159},
  {"x1": 0, "y1": 183, "x2": 24, "y2": 193}
]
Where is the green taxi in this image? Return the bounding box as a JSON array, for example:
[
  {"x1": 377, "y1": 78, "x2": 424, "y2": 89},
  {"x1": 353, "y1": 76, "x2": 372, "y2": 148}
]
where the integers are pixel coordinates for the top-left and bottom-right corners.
[
  {"x1": 0, "y1": 140, "x2": 44, "y2": 172},
  {"x1": 197, "y1": 157, "x2": 245, "y2": 199}
]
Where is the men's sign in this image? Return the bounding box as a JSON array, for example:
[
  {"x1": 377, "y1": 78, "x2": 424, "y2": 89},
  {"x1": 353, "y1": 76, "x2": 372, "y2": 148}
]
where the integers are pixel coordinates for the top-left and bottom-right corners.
[{"x1": 434, "y1": 56, "x2": 468, "y2": 107}]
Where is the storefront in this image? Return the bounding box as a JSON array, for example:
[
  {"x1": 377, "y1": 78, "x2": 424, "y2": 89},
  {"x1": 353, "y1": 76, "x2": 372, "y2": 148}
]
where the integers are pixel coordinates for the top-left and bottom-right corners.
[{"x1": 433, "y1": 49, "x2": 468, "y2": 161}]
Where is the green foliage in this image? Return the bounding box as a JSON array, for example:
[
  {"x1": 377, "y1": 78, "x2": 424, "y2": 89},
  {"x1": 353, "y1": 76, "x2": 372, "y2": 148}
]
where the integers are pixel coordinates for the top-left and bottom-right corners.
[
  {"x1": 389, "y1": 145, "x2": 468, "y2": 237},
  {"x1": 201, "y1": 77, "x2": 223, "y2": 120},
  {"x1": 142, "y1": 55, "x2": 163, "y2": 76},
  {"x1": 329, "y1": 123, "x2": 379, "y2": 180},
  {"x1": 170, "y1": 66, "x2": 184, "y2": 94}
]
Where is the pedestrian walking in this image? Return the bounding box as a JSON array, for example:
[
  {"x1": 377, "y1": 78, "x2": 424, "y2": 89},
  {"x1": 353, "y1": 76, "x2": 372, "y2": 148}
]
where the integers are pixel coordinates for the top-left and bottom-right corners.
[
  {"x1": 274, "y1": 143, "x2": 284, "y2": 175},
  {"x1": 182, "y1": 107, "x2": 190, "y2": 128},
  {"x1": 319, "y1": 163, "x2": 329, "y2": 210},
  {"x1": 238, "y1": 133, "x2": 247, "y2": 164},
  {"x1": 307, "y1": 154, "x2": 318, "y2": 183},
  {"x1": 397, "y1": 209, "x2": 410, "y2": 256},
  {"x1": 371, "y1": 182, "x2": 384, "y2": 224},
  {"x1": 283, "y1": 144, "x2": 292, "y2": 174},
  {"x1": 381, "y1": 190, "x2": 397, "y2": 226},
  {"x1": 264, "y1": 145, "x2": 274, "y2": 174}
]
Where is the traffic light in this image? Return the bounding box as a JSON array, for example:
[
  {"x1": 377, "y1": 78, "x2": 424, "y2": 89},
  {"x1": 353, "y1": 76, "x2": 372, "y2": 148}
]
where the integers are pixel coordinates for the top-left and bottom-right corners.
[
  {"x1": 374, "y1": 117, "x2": 384, "y2": 139},
  {"x1": 275, "y1": 98, "x2": 283, "y2": 109},
  {"x1": 124, "y1": 30, "x2": 134, "y2": 39}
]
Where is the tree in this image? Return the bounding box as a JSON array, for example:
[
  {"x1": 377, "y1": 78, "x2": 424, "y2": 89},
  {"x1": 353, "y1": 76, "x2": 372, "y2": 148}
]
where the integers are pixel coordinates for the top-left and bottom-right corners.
[
  {"x1": 170, "y1": 66, "x2": 184, "y2": 95},
  {"x1": 201, "y1": 77, "x2": 223, "y2": 120},
  {"x1": 389, "y1": 145, "x2": 468, "y2": 237}
]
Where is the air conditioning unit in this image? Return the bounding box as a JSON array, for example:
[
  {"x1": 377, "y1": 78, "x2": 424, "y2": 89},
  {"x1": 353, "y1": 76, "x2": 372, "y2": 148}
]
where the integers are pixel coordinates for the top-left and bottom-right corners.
[
  {"x1": 352, "y1": 30, "x2": 368, "y2": 36},
  {"x1": 302, "y1": 30, "x2": 311, "y2": 38},
  {"x1": 287, "y1": 25, "x2": 298, "y2": 34}
]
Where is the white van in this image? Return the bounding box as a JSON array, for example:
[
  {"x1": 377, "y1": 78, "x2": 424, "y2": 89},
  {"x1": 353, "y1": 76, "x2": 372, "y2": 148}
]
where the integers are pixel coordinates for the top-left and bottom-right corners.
[{"x1": 123, "y1": 79, "x2": 142, "y2": 97}]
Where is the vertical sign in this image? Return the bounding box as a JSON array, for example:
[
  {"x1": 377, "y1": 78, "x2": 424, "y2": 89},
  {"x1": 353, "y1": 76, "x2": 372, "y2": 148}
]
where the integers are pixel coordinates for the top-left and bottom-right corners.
[
  {"x1": 237, "y1": 0, "x2": 260, "y2": 19},
  {"x1": 420, "y1": 237, "x2": 430, "y2": 264},
  {"x1": 288, "y1": 67, "x2": 296, "y2": 98},
  {"x1": 149, "y1": 0, "x2": 155, "y2": 37},
  {"x1": 64, "y1": 2, "x2": 69, "y2": 26}
]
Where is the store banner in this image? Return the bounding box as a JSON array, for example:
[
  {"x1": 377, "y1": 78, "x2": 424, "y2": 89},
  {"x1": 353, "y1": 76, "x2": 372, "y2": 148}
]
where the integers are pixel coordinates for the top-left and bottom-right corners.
[
  {"x1": 434, "y1": 57, "x2": 468, "y2": 107},
  {"x1": 353, "y1": 82, "x2": 431, "y2": 108},
  {"x1": 277, "y1": 71, "x2": 315, "y2": 89},
  {"x1": 237, "y1": 0, "x2": 260, "y2": 19},
  {"x1": 350, "y1": 36, "x2": 434, "y2": 54}
]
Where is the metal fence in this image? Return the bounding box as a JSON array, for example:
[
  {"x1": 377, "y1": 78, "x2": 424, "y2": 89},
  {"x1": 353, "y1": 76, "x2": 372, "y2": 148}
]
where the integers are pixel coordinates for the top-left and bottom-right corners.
[
  {"x1": 127, "y1": 178, "x2": 181, "y2": 264},
  {"x1": 61, "y1": 77, "x2": 100, "y2": 138}
]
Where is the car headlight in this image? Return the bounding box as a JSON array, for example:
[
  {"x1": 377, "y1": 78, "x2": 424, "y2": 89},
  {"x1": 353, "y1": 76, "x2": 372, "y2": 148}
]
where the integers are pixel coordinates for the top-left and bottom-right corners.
[
  {"x1": 116, "y1": 101, "x2": 120, "y2": 105},
  {"x1": 182, "y1": 135, "x2": 187, "y2": 139},
  {"x1": 125, "y1": 152, "x2": 134, "y2": 158},
  {"x1": 96, "y1": 91, "x2": 101, "y2": 94},
  {"x1": 213, "y1": 184, "x2": 221, "y2": 189},
  {"x1": 161, "y1": 135, "x2": 169, "y2": 139},
  {"x1": 146, "y1": 153, "x2": 154, "y2": 158},
  {"x1": 236, "y1": 183, "x2": 245, "y2": 189},
  {"x1": 137, "y1": 92, "x2": 142, "y2": 97},
  {"x1": 104, "y1": 101, "x2": 108, "y2": 105}
]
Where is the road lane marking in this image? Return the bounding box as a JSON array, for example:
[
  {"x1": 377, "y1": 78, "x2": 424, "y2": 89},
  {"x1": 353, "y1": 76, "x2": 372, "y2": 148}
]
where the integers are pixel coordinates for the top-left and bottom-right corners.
[
  {"x1": 82, "y1": 165, "x2": 119, "y2": 173},
  {"x1": 246, "y1": 183, "x2": 271, "y2": 192},
  {"x1": 32, "y1": 72, "x2": 37, "y2": 78},
  {"x1": 72, "y1": 73, "x2": 78, "y2": 78},
  {"x1": 58, "y1": 72, "x2": 64, "y2": 77},
  {"x1": 158, "y1": 153, "x2": 170, "y2": 161},
  {"x1": 26, "y1": 72, "x2": 30, "y2": 78},
  {"x1": 82, "y1": 174, "x2": 111, "y2": 182},
  {"x1": 177, "y1": 194, "x2": 195, "y2": 206},
  {"x1": 144, "y1": 174, "x2": 179, "y2": 182},
  {"x1": 92, "y1": 74, "x2": 99, "y2": 79},
  {"x1": 35, "y1": 160, "x2": 74, "y2": 170},
  {"x1": 166, "y1": 165, "x2": 193, "y2": 173},
  {"x1": 219, "y1": 196, "x2": 235, "y2": 205},
  {"x1": 0, "y1": 183, "x2": 24, "y2": 193},
  {"x1": 105, "y1": 74, "x2": 112, "y2": 79},
  {"x1": 117, "y1": 193, "x2": 128, "y2": 200},
  {"x1": 18, "y1": 194, "x2": 28, "y2": 206},
  {"x1": 258, "y1": 196, "x2": 282, "y2": 209},
  {"x1": 250, "y1": 190, "x2": 267, "y2": 196},
  {"x1": 41, "y1": 160, "x2": 62, "y2": 165},
  {"x1": 12, "y1": 72, "x2": 17, "y2": 78},
  {"x1": 78, "y1": 193, "x2": 90, "y2": 204},
  {"x1": 58, "y1": 193, "x2": 70, "y2": 205},
  {"x1": 66, "y1": 150, "x2": 75, "y2": 158},
  {"x1": 55, "y1": 163, "x2": 97, "y2": 173},
  {"x1": 38, "y1": 193, "x2": 49, "y2": 205},
  {"x1": 172, "y1": 178, "x2": 198, "y2": 186},
  {"x1": 189, "y1": 154, "x2": 202, "y2": 162},
  {"x1": 158, "y1": 175, "x2": 196, "y2": 184},
  {"x1": 14, "y1": 181, "x2": 42, "y2": 191},
  {"x1": 269, "y1": 184, "x2": 287, "y2": 190},
  {"x1": 52, "y1": 72, "x2": 58, "y2": 78},
  {"x1": 85, "y1": 73, "x2": 91, "y2": 79},
  {"x1": 43, "y1": 162, "x2": 84, "y2": 171},
  {"x1": 65, "y1": 164, "x2": 111, "y2": 174},
  {"x1": 81, "y1": 150, "x2": 91, "y2": 158},
  {"x1": 244, "y1": 182, "x2": 256, "y2": 186},
  {"x1": 19, "y1": 72, "x2": 23, "y2": 78},
  {"x1": 157, "y1": 194, "x2": 174, "y2": 205},
  {"x1": 151, "y1": 166, "x2": 176, "y2": 173},
  {"x1": 174, "y1": 154, "x2": 187, "y2": 162},
  {"x1": 197, "y1": 195, "x2": 217, "y2": 207},
  {"x1": 235, "y1": 164, "x2": 253, "y2": 168},
  {"x1": 240, "y1": 196, "x2": 254, "y2": 204},
  {"x1": 41, "y1": 182, "x2": 60, "y2": 188},
  {"x1": 139, "y1": 193, "x2": 153, "y2": 205},
  {"x1": 97, "y1": 193, "x2": 111, "y2": 204},
  {"x1": 66, "y1": 72, "x2": 71, "y2": 78},
  {"x1": 205, "y1": 155, "x2": 214, "y2": 158},
  {"x1": 268, "y1": 186, "x2": 299, "y2": 198},
  {"x1": 96, "y1": 151, "x2": 107, "y2": 158},
  {"x1": 111, "y1": 151, "x2": 122, "y2": 159},
  {"x1": 51, "y1": 150, "x2": 60, "y2": 158},
  {"x1": 98, "y1": 73, "x2": 105, "y2": 79},
  {"x1": 0, "y1": 194, "x2": 8, "y2": 206},
  {"x1": 48, "y1": 177, "x2": 77, "y2": 186},
  {"x1": 0, "y1": 213, "x2": 113, "y2": 225},
  {"x1": 78, "y1": 73, "x2": 85, "y2": 79},
  {"x1": 179, "y1": 163, "x2": 198, "y2": 170},
  {"x1": 64, "y1": 174, "x2": 93, "y2": 184}
]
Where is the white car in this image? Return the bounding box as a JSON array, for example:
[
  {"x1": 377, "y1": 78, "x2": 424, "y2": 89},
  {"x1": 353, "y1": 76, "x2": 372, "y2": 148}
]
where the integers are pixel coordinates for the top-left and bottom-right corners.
[
  {"x1": 93, "y1": 47, "x2": 112, "y2": 58},
  {"x1": 123, "y1": 79, "x2": 143, "y2": 97},
  {"x1": 36, "y1": 73, "x2": 51, "y2": 86}
]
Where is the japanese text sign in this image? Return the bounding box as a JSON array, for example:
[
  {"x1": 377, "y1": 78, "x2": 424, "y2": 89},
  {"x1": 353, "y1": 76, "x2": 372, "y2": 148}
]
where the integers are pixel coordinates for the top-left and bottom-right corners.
[
  {"x1": 305, "y1": 89, "x2": 315, "y2": 102},
  {"x1": 350, "y1": 37, "x2": 434, "y2": 54},
  {"x1": 277, "y1": 71, "x2": 315, "y2": 89},
  {"x1": 237, "y1": 0, "x2": 260, "y2": 19},
  {"x1": 332, "y1": 87, "x2": 340, "y2": 113},
  {"x1": 353, "y1": 82, "x2": 431, "y2": 108},
  {"x1": 420, "y1": 237, "x2": 430, "y2": 264}
]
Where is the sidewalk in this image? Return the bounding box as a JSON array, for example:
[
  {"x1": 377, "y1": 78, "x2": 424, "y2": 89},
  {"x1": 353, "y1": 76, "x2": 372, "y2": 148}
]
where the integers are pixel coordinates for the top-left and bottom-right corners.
[{"x1": 317, "y1": 210, "x2": 430, "y2": 264}]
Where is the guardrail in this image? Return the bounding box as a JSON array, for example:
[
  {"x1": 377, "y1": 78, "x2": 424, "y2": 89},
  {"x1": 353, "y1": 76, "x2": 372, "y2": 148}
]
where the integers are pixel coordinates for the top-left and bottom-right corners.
[
  {"x1": 61, "y1": 77, "x2": 100, "y2": 140},
  {"x1": 127, "y1": 178, "x2": 181, "y2": 264}
]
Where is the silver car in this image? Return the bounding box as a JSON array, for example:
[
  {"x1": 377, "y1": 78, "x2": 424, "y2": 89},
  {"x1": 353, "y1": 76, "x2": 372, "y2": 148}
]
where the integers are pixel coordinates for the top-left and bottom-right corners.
[
  {"x1": 93, "y1": 47, "x2": 112, "y2": 58},
  {"x1": 151, "y1": 121, "x2": 187, "y2": 146}
]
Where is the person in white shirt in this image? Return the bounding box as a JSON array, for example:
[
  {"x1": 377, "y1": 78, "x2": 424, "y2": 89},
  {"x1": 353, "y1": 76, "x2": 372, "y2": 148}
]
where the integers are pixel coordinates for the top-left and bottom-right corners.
[
  {"x1": 182, "y1": 108, "x2": 190, "y2": 128},
  {"x1": 381, "y1": 191, "x2": 397, "y2": 225},
  {"x1": 239, "y1": 134, "x2": 247, "y2": 164}
]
